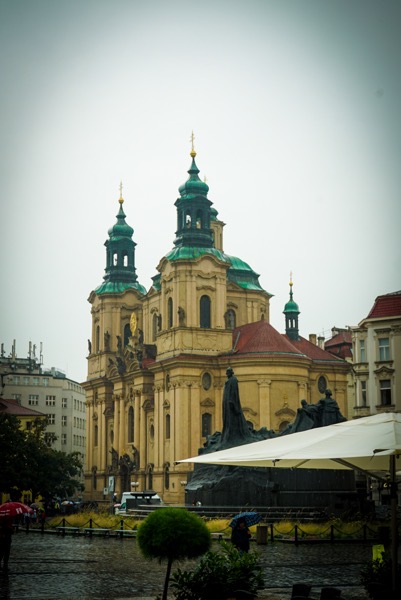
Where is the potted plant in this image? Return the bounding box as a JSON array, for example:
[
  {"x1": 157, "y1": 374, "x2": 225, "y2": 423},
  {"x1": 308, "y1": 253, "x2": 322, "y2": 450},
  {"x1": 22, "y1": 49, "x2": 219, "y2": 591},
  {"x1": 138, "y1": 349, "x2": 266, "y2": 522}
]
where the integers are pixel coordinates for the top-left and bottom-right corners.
[{"x1": 170, "y1": 540, "x2": 264, "y2": 600}]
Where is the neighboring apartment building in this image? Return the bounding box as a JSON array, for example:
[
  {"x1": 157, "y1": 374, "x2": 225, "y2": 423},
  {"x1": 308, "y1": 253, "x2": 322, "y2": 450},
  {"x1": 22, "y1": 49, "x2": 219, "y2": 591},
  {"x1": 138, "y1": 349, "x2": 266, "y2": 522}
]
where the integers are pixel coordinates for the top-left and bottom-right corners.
[
  {"x1": 0, "y1": 342, "x2": 86, "y2": 471},
  {"x1": 352, "y1": 291, "x2": 401, "y2": 416}
]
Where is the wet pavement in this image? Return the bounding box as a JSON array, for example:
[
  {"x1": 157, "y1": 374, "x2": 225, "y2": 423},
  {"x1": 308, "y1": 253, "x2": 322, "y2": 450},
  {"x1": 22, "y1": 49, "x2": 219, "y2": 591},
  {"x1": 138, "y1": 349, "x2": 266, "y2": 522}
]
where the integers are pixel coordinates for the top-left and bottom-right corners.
[{"x1": 0, "y1": 530, "x2": 372, "y2": 599}]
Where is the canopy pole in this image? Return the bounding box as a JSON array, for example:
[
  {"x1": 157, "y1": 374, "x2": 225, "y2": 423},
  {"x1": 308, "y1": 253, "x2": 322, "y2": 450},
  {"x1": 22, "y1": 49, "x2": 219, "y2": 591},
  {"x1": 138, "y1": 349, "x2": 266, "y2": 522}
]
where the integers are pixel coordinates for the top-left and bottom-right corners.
[{"x1": 390, "y1": 454, "x2": 398, "y2": 593}]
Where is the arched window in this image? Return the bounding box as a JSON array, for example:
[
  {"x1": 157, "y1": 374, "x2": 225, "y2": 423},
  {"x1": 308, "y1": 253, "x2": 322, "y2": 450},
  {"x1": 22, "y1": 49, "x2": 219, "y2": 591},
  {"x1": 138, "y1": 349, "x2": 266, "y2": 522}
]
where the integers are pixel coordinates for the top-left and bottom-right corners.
[
  {"x1": 200, "y1": 295, "x2": 211, "y2": 328},
  {"x1": 128, "y1": 406, "x2": 134, "y2": 443},
  {"x1": 113, "y1": 252, "x2": 118, "y2": 266},
  {"x1": 123, "y1": 252, "x2": 128, "y2": 267},
  {"x1": 202, "y1": 412, "x2": 212, "y2": 437},
  {"x1": 165, "y1": 414, "x2": 170, "y2": 439},
  {"x1": 147, "y1": 464, "x2": 153, "y2": 490},
  {"x1": 164, "y1": 463, "x2": 170, "y2": 490},
  {"x1": 225, "y1": 309, "x2": 236, "y2": 330},
  {"x1": 96, "y1": 326, "x2": 100, "y2": 353},
  {"x1": 185, "y1": 210, "x2": 191, "y2": 228},
  {"x1": 152, "y1": 313, "x2": 158, "y2": 341},
  {"x1": 124, "y1": 323, "x2": 131, "y2": 347},
  {"x1": 168, "y1": 297, "x2": 173, "y2": 328},
  {"x1": 196, "y1": 209, "x2": 202, "y2": 229}
]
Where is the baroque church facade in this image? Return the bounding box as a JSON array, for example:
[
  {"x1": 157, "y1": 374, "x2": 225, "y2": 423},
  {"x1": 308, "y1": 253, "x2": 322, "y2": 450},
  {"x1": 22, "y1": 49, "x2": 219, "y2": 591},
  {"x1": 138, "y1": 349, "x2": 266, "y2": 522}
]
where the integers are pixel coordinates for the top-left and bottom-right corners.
[{"x1": 83, "y1": 146, "x2": 351, "y2": 503}]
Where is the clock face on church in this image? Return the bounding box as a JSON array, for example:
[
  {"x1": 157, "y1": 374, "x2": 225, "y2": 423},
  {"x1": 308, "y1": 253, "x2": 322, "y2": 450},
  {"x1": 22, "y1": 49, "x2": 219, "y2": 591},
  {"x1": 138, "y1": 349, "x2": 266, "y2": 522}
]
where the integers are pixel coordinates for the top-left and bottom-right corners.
[{"x1": 130, "y1": 312, "x2": 137, "y2": 335}]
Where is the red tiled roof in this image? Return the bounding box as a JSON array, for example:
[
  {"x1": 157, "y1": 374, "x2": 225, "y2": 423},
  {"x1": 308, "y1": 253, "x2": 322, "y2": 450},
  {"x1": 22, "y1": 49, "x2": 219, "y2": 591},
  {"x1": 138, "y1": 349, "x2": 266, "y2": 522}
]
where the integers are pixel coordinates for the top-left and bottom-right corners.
[
  {"x1": 324, "y1": 331, "x2": 353, "y2": 359},
  {"x1": 0, "y1": 397, "x2": 45, "y2": 417},
  {"x1": 231, "y1": 321, "x2": 303, "y2": 357},
  {"x1": 287, "y1": 336, "x2": 345, "y2": 362},
  {"x1": 367, "y1": 291, "x2": 401, "y2": 319}
]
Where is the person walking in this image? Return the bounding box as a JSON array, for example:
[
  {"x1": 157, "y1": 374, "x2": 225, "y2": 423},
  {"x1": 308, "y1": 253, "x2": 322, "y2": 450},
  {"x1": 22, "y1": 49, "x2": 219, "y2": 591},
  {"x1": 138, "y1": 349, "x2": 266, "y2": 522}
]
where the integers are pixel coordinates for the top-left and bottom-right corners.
[
  {"x1": 0, "y1": 515, "x2": 14, "y2": 570},
  {"x1": 231, "y1": 516, "x2": 251, "y2": 552}
]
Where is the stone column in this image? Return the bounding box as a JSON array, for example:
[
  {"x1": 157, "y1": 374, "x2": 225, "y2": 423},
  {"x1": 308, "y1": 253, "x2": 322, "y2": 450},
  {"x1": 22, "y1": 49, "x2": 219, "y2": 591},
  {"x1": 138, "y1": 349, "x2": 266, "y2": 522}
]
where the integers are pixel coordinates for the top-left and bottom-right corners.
[
  {"x1": 257, "y1": 379, "x2": 271, "y2": 427},
  {"x1": 99, "y1": 401, "x2": 106, "y2": 472}
]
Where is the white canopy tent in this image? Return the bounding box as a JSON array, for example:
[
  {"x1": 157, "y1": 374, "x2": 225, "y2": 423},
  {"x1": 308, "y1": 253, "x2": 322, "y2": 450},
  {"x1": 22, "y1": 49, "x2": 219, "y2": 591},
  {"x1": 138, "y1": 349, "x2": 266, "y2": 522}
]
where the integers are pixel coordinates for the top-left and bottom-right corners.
[{"x1": 179, "y1": 412, "x2": 401, "y2": 592}]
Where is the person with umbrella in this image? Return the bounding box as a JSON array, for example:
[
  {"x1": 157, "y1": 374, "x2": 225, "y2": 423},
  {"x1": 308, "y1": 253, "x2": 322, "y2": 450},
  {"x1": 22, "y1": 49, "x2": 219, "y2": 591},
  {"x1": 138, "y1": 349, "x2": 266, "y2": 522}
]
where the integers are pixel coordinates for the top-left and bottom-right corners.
[
  {"x1": 0, "y1": 514, "x2": 14, "y2": 570},
  {"x1": 0, "y1": 501, "x2": 32, "y2": 570},
  {"x1": 231, "y1": 516, "x2": 251, "y2": 552},
  {"x1": 230, "y1": 512, "x2": 261, "y2": 553}
]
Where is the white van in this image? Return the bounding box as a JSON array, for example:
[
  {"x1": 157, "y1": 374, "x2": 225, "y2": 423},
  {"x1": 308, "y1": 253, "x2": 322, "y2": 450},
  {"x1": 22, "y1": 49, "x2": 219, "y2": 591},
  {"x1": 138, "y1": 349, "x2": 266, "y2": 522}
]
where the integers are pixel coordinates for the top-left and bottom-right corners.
[{"x1": 115, "y1": 491, "x2": 163, "y2": 514}]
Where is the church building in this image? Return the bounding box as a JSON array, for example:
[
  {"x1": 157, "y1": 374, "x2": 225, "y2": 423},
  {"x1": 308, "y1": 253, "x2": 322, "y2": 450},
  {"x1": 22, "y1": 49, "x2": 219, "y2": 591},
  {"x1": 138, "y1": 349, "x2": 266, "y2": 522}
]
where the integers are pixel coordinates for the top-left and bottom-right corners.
[{"x1": 83, "y1": 144, "x2": 351, "y2": 503}]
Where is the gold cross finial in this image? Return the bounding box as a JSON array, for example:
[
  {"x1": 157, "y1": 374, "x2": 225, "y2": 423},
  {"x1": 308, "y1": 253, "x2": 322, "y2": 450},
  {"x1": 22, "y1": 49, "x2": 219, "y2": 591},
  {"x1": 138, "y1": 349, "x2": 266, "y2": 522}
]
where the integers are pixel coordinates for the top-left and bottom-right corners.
[
  {"x1": 119, "y1": 181, "x2": 124, "y2": 204},
  {"x1": 190, "y1": 130, "x2": 196, "y2": 157},
  {"x1": 289, "y1": 271, "x2": 293, "y2": 287}
]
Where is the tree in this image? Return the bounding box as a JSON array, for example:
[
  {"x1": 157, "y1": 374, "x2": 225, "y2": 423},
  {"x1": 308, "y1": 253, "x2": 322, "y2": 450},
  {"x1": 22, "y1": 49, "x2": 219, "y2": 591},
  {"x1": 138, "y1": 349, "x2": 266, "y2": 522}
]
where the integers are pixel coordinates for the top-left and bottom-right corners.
[
  {"x1": 0, "y1": 413, "x2": 83, "y2": 500},
  {"x1": 137, "y1": 507, "x2": 211, "y2": 600}
]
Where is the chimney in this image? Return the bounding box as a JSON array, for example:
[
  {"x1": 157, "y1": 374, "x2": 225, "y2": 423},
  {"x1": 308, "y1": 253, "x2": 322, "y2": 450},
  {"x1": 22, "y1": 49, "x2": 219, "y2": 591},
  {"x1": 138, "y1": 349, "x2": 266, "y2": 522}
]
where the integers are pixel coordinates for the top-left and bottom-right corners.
[
  {"x1": 318, "y1": 335, "x2": 325, "y2": 349},
  {"x1": 309, "y1": 334, "x2": 317, "y2": 345}
]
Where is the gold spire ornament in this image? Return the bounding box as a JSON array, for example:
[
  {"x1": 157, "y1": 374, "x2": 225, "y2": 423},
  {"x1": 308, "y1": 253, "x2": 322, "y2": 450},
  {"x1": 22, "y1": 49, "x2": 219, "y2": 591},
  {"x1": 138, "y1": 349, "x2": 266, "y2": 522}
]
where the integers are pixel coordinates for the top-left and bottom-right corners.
[
  {"x1": 190, "y1": 130, "x2": 196, "y2": 157},
  {"x1": 119, "y1": 181, "x2": 124, "y2": 204}
]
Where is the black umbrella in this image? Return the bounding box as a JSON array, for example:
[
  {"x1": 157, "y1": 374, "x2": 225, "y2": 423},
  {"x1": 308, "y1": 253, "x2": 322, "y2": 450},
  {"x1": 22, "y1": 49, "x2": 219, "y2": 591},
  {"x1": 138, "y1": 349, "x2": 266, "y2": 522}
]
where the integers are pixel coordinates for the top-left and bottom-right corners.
[{"x1": 229, "y1": 511, "x2": 261, "y2": 528}]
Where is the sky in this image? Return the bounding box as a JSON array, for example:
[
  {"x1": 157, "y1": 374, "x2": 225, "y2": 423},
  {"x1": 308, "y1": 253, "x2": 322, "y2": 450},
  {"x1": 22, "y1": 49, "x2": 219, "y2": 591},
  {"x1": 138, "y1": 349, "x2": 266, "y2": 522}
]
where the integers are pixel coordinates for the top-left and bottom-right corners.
[{"x1": 1, "y1": 0, "x2": 400, "y2": 384}]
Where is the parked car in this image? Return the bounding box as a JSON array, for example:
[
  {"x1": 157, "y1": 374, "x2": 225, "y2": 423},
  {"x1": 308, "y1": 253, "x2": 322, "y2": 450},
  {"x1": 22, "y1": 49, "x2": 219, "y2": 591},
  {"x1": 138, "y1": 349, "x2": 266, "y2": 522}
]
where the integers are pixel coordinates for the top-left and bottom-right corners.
[{"x1": 115, "y1": 492, "x2": 163, "y2": 514}]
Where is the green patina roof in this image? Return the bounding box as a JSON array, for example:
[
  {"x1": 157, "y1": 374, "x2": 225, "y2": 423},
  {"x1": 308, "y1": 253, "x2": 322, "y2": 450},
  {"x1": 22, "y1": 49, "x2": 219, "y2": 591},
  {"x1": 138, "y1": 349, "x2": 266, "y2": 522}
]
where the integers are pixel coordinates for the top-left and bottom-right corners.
[
  {"x1": 95, "y1": 280, "x2": 147, "y2": 296},
  {"x1": 161, "y1": 247, "x2": 265, "y2": 292},
  {"x1": 108, "y1": 204, "x2": 134, "y2": 240},
  {"x1": 178, "y1": 156, "x2": 209, "y2": 199},
  {"x1": 165, "y1": 246, "x2": 230, "y2": 263},
  {"x1": 283, "y1": 299, "x2": 300, "y2": 313}
]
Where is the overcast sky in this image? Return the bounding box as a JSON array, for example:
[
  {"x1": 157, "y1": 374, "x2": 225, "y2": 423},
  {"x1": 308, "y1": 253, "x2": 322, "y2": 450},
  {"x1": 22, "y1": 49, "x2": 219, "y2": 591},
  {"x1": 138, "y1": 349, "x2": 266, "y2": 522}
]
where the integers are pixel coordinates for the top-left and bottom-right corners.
[{"x1": 1, "y1": 0, "x2": 400, "y2": 383}]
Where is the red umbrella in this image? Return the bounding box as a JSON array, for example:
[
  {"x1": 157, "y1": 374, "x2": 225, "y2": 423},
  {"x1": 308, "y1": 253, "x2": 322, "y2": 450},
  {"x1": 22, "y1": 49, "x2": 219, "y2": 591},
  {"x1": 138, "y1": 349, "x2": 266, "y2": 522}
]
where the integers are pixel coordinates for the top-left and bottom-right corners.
[{"x1": 0, "y1": 502, "x2": 33, "y2": 517}]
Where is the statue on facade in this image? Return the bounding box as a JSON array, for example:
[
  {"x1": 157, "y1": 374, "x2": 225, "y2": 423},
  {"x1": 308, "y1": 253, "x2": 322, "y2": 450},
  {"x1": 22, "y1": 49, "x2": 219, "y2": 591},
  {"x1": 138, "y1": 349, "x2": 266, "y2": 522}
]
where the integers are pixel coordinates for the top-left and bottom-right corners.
[
  {"x1": 104, "y1": 331, "x2": 111, "y2": 351},
  {"x1": 178, "y1": 306, "x2": 186, "y2": 326},
  {"x1": 87, "y1": 339, "x2": 92, "y2": 354}
]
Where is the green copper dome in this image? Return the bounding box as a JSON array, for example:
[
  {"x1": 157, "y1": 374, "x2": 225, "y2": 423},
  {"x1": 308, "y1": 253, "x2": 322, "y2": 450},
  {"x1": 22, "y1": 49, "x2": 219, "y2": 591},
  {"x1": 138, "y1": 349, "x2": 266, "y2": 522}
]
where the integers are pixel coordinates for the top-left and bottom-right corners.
[
  {"x1": 178, "y1": 155, "x2": 209, "y2": 199},
  {"x1": 226, "y1": 254, "x2": 264, "y2": 291},
  {"x1": 108, "y1": 202, "x2": 134, "y2": 239}
]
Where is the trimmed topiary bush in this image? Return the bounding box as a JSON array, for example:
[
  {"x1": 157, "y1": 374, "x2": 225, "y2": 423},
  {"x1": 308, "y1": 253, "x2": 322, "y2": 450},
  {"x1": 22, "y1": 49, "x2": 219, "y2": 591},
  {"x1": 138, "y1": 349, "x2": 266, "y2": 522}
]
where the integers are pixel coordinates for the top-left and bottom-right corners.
[{"x1": 137, "y1": 508, "x2": 211, "y2": 600}]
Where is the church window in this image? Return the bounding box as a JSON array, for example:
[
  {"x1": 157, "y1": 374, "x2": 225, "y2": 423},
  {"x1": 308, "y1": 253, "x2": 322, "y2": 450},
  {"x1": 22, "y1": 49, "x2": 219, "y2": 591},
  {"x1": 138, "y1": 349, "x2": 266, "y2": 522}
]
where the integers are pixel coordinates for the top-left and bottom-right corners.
[
  {"x1": 150, "y1": 423, "x2": 155, "y2": 440},
  {"x1": 164, "y1": 463, "x2": 170, "y2": 489},
  {"x1": 123, "y1": 252, "x2": 128, "y2": 267},
  {"x1": 200, "y1": 295, "x2": 211, "y2": 328},
  {"x1": 147, "y1": 465, "x2": 153, "y2": 490},
  {"x1": 113, "y1": 252, "x2": 118, "y2": 266},
  {"x1": 202, "y1": 372, "x2": 212, "y2": 390},
  {"x1": 225, "y1": 309, "x2": 236, "y2": 330},
  {"x1": 94, "y1": 425, "x2": 98, "y2": 446},
  {"x1": 124, "y1": 323, "x2": 131, "y2": 347},
  {"x1": 318, "y1": 376, "x2": 327, "y2": 394},
  {"x1": 152, "y1": 313, "x2": 158, "y2": 341},
  {"x1": 96, "y1": 326, "x2": 100, "y2": 353},
  {"x1": 165, "y1": 374, "x2": 170, "y2": 389},
  {"x1": 196, "y1": 209, "x2": 202, "y2": 229},
  {"x1": 168, "y1": 297, "x2": 173, "y2": 328},
  {"x1": 128, "y1": 406, "x2": 134, "y2": 443},
  {"x1": 165, "y1": 414, "x2": 170, "y2": 439},
  {"x1": 202, "y1": 412, "x2": 212, "y2": 437},
  {"x1": 185, "y1": 210, "x2": 191, "y2": 227}
]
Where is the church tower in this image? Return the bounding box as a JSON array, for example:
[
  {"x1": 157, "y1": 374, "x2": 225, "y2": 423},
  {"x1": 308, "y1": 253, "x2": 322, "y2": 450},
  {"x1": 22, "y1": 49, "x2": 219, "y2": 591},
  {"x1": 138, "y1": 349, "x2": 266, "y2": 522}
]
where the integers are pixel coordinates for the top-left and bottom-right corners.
[{"x1": 283, "y1": 275, "x2": 300, "y2": 341}]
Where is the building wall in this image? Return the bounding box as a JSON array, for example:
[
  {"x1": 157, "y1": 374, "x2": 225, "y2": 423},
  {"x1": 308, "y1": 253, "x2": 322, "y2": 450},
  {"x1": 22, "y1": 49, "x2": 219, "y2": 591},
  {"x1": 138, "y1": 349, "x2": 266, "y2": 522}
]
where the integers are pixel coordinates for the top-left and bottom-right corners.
[
  {"x1": 352, "y1": 314, "x2": 401, "y2": 416},
  {"x1": 0, "y1": 354, "x2": 86, "y2": 472}
]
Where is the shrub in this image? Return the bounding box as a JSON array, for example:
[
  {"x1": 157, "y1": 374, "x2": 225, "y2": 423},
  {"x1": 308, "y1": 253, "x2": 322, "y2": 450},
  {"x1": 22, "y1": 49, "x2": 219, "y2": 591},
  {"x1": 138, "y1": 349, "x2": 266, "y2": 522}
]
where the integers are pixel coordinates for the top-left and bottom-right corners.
[
  {"x1": 170, "y1": 540, "x2": 264, "y2": 600},
  {"x1": 137, "y1": 508, "x2": 211, "y2": 600},
  {"x1": 360, "y1": 553, "x2": 401, "y2": 598}
]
